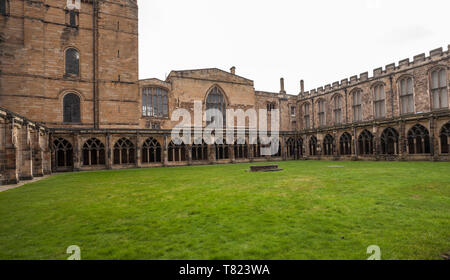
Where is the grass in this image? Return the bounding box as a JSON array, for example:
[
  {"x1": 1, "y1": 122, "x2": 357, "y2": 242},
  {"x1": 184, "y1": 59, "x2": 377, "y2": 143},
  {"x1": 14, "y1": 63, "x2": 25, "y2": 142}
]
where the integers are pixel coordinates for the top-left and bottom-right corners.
[{"x1": 0, "y1": 161, "x2": 449, "y2": 260}]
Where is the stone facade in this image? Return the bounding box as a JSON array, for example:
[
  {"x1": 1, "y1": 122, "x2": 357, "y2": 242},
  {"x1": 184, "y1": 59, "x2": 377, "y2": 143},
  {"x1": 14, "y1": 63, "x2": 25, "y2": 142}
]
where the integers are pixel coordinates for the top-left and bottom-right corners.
[{"x1": 0, "y1": 1, "x2": 449, "y2": 185}]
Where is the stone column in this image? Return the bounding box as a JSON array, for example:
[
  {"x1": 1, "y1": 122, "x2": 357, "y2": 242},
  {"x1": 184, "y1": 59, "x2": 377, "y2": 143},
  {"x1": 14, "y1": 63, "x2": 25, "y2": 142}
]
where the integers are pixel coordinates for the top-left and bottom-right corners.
[
  {"x1": 136, "y1": 133, "x2": 142, "y2": 168},
  {"x1": 163, "y1": 135, "x2": 168, "y2": 166},
  {"x1": 4, "y1": 117, "x2": 19, "y2": 184},
  {"x1": 230, "y1": 144, "x2": 235, "y2": 163},
  {"x1": 187, "y1": 145, "x2": 192, "y2": 165},
  {"x1": 73, "y1": 133, "x2": 81, "y2": 171},
  {"x1": 19, "y1": 122, "x2": 33, "y2": 181},
  {"x1": 281, "y1": 136, "x2": 286, "y2": 160},
  {"x1": 32, "y1": 127, "x2": 44, "y2": 177},
  {"x1": 106, "y1": 133, "x2": 112, "y2": 169}
]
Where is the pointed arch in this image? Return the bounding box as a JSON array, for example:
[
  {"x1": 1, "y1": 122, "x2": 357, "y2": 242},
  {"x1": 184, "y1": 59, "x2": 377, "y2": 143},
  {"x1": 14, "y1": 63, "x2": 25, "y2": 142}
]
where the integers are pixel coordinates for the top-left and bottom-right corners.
[
  {"x1": 339, "y1": 132, "x2": 352, "y2": 155},
  {"x1": 205, "y1": 85, "x2": 227, "y2": 127},
  {"x1": 53, "y1": 138, "x2": 73, "y2": 168},
  {"x1": 381, "y1": 127, "x2": 399, "y2": 155},
  {"x1": 309, "y1": 136, "x2": 318, "y2": 156},
  {"x1": 82, "y1": 138, "x2": 106, "y2": 166},
  {"x1": 168, "y1": 140, "x2": 186, "y2": 162},
  {"x1": 113, "y1": 138, "x2": 135, "y2": 165},
  {"x1": 358, "y1": 130, "x2": 374, "y2": 155},
  {"x1": 142, "y1": 137, "x2": 162, "y2": 163},
  {"x1": 323, "y1": 134, "x2": 334, "y2": 156},
  {"x1": 440, "y1": 122, "x2": 450, "y2": 154}
]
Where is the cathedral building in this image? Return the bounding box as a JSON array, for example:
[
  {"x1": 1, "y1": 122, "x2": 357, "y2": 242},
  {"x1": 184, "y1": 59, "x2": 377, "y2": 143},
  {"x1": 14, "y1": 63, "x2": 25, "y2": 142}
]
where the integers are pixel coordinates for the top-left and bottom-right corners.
[{"x1": 0, "y1": 0, "x2": 449, "y2": 185}]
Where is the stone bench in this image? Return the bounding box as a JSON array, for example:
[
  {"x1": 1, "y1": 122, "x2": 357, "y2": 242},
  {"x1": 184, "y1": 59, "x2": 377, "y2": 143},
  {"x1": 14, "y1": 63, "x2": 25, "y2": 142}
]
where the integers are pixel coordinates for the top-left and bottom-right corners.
[{"x1": 249, "y1": 165, "x2": 283, "y2": 172}]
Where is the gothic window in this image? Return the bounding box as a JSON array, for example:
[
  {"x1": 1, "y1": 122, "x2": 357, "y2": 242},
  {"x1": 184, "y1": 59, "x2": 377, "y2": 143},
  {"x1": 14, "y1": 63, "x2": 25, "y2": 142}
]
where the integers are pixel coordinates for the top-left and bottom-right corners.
[
  {"x1": 339, "y1": 132, "x2": 352, "y2": 155},
  {"x1": 380, "y1": 127, "x2": 399, "y2": 155},
  {"x1": 63, "y1": 93, "x2": 81, "y2": 123},
  {"x1": 318, "y1": 99, "x2": 326, "y2": 126},
  {"x1": 431, "y1": 68, "x2": 448, "y2": 109},
  {"x1": 65, "y1": 48, "x2": 80, "y2": 76},
  {"x1": 352, "y1": 90, "x2": 362, "y2": 122},
  {"x1": 251, "y1": 138, "x2": 263, "y2": 158},
  {"x1": 286, "y1": 137, "x2": 303, "y2": 159},
  {"x1": 358, "y1": 130, "x2": 374, "y2": 155},
  {"x1": 113, "y1": 138, "x2": 135, "y2": 165},
  {"x1": 374, "y1": 84, "x2": 386, "y2": 119},
  {"x1": 206, "y1": 86, "x2": 226, "y2": 127},
  {"x1": 215, "y1": 140, "x2": 230, "y2": 160},
  {"x1": 303, "y1": 103, "x2": 310, "y2": 129},
  {"x1": 309, "y1": 136, "x2": 317, "y2": 156},
  {"x1": 192, "y1": 139, "x2": 208, "y2": 161},
  {"x1": 53, "y1": 138, "x2": 73, "y2": 168},
  {"x1": 440, "y1": 122, "x2": 450, "y2": 154},
  {"x1": 82, "y1": 138, "x2": 106, "y2": 166},
  {"x1": 168, "y1": 141, "x2": 186, "y2": 162},
  {"x1": 323, "y1": 134, "x2": 334, "y2": 156},
  {"x1": 234, "y1": 139, "x2": 248, "y2": 159},
  {"x1": 407, "y1": 124, "x2": 430, "y2": 154},
  {"x1": 399, "y1": 77, "x2": 414, "y2": 114},
  {"x1": 142, "y1": 138, "x2": 162, "y2": 163},
  {"x1": 142, "y1": 87, "x2": 168, "y2": 117},
  {"x1": 333, "y1": 95, "x2": 343, "y2": 125}
]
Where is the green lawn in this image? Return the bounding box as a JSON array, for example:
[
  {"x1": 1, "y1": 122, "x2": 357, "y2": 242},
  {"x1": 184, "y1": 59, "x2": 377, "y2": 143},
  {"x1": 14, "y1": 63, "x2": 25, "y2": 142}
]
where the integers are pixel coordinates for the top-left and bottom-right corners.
[{"x1": 0, "y1": 161, "x2": 449, "y2": 260}]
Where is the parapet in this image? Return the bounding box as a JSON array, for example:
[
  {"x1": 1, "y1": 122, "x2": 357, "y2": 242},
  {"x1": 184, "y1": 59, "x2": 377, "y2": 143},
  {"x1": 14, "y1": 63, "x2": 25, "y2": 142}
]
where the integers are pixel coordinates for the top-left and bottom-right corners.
[{"x1": 298, "y1": 45, "x2": 449, "y2": 100}]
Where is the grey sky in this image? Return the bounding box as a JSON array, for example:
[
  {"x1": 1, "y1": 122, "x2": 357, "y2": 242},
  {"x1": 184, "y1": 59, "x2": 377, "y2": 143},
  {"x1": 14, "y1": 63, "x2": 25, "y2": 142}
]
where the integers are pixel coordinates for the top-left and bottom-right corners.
[{"x1": 138, "y1": 0, "x2": 449, "y2": 94}]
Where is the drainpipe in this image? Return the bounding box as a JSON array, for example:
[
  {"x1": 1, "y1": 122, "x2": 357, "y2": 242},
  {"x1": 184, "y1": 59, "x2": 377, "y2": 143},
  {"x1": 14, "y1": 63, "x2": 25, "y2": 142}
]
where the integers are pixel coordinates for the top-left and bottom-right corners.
[
  {"x1": 93, "y1": 0, "x2": 99, "y2": 129},
  {"x1": 389, "y1": 75, "x2": 394, "y2": 118}
]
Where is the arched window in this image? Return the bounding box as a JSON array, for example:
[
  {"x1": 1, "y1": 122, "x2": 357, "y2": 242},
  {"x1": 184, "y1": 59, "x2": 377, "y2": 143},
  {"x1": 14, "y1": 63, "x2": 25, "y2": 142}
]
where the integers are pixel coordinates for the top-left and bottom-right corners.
[
  {"x1": 323, "y1": 134, "x2": 334, "y2": 156},
  {"x1": 373, "y1": 84, "x2": 385, "y2": 119},
  {"x1": 309, "y1": 136, "x2": 317, "y2": 156},
  {"x1": 286, "y1": 138, "x2": 295, "y2": 159},
  {"x1": 192, "y1": 139, "x2": 208, "y2": 161},
  {"x1": 352, "y1": 90, "x2": 362, "y2": 122},
  {"x1": 340, "y1": 132, "x2": 352, "y2": 155},
  {"x1": 431, "y1": 68, "x2": 448, "y2": 109},
  {"x1": 142, "y1": 138, "x2": 162, "y2": 163},
  {"x1": 63, "y1": 93, "x2": 81, "y2": 123},
  {"x1": 407, "y1": 124, "x2": 430, "y2": 154},
  {"x1": 53, "y1": 138, "x2": 73, "y2": 168},
  {"x1": 234, "y1": 139, "x2": 248, "y2": 159},
  {"x1": 168, "y1": 141, "x2": 186, "y2": 162},
  {"x1": 286, "y1": 137, "x2": 303, "y2": 159},
  {"x1": 65, "y1": 48, "x2": 80, "y2": 76},
  {"x1": 333, "y1": 95, "x2": 343, "y2": 125},
  {"x1": 215, "y1": 140, "x2": 230, "y2": 160},
  {"x1": 399, "y1": 77, "x2": 414, "y2": 114},
  {"x1": 381, "y1": 128, "x2": 399, "y2": 155},
  {"x1": 303, "y1": 103, "x2": 311, "y2": 129},
  {"x1": 358, "y1": 130, "x2": 374, "y2": 155},
  {"x1": 142, "y1": 87, "x2": 168, "y2": 117},
  {"x1": 113, "y1": 138, "x2": 135, "y2": 165},
  {"x1": 440, "y1": 122, "x2": 450, "y2": 154},
  {"x1": 252, "y1": 138, "x2": 263, "y2": 158},
  {"x1": 317, "y1": 99, "x2": 326, "y2": 126},
  {"x1": 206, "y1": 86, "x2": 227, "y2": 127},
  {"x1": 82, "y1": 138, "x2": 106, "y2": 166}
]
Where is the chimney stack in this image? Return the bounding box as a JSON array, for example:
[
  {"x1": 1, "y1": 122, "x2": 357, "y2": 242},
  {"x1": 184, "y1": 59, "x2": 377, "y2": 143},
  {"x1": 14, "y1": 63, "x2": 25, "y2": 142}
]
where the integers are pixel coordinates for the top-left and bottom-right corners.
[
  {"x1": 230, "y1": 66, "x2": 236, "y2": 75},
  {"x1": 280, "y1": 78, "x2": 286, "y2": 94},
  {"x1": 300, "y1": 80, "x2": 304, "y2": 94}
]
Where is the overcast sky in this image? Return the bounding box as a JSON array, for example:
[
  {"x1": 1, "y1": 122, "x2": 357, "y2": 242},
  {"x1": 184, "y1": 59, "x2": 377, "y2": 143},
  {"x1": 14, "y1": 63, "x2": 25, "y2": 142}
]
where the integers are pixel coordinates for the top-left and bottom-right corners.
[{"x1": 138, "y1": 0, "x2": 449, "y2": 94}]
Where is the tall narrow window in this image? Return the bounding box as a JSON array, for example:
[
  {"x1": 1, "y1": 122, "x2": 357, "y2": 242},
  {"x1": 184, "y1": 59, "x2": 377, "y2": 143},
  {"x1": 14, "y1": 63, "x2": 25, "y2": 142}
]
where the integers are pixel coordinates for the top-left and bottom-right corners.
[
  {"x1": 234, "y1": 139, "x2": 248, "y2": 159},
  {"x1": 303, "y1": 103, "x2": 310, "y2": 129},
  {"x1": 69, "y1": 10, "x2": 77, "y2": 26},
  {"x1": 142, "y1": 87, "x2": 169, "y2": 117},
  {"x1": 0, "y1": 0, "x2": 6, "y2": 16},
  {"x1": 192, "y1": 140, "x2": 208, "y2": 161},
  {"x1": 168, "y1": 141, "x2": 186, "y2": 162},
  {"x1": 206, "y1": 86, "x2": 226, "y2": 127},
  {"x1": 65, "y1": 48, "x2": 80, "y2": 76},
  {"x1": 431, "y1": 69, "x2": 448, "y2": 109},
  {"x1": 352, "y1": 90, "x2": 362, "y2": 122},
  {"x1": 63, "y1": 93, "x2": 81, "y2": 123},
  {"x1": 291, "y1": 106, "x2": 296, "y2": 117},
  {"x1": 318, "y1": 99, "x2": 326, "y2": 126},
  {"x1": 333, "y1": 95, "x2": 342, "y2": 125},
  {"x1": 374, "y1": 84, "x2": 385, "y2": 118},
  {"x1": 215, "y1": 140, "x2": 230, "y2": 160},
  {"x1": 399, "y1": 77, "x2": 414, "y2": 114}
]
